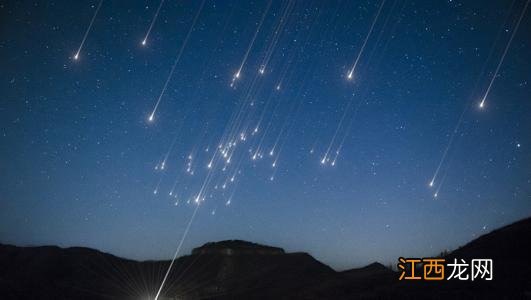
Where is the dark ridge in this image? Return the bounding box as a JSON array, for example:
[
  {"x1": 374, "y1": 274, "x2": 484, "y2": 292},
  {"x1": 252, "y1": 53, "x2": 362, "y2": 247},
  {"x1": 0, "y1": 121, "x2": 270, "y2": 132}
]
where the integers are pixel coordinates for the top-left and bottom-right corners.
[
  {"x1": 341, "y1": 262, "x2": 392, "y2": 277},
  {"x1": 448, "y1": 216, "x2": 531, "y2": 259},
  {"x1": 192, "y1": 239, "x2": 285, "y2": 255},
  {"x1": 1, "y1": 216, "x2": 530, "y2": 299}
]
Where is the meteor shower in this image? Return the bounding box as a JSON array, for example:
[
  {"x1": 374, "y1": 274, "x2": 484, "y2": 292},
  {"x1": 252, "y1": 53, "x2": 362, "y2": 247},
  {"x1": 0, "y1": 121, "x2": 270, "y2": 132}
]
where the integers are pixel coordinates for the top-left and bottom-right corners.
[{"x1": 1, "y1": 0, "x2": 530, "y2": 299}]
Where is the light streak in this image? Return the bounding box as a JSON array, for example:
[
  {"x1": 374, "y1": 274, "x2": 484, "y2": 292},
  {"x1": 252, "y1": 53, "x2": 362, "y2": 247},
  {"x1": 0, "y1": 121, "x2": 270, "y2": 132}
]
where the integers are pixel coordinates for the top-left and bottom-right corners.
[
  {"x1": 433, "y1": 170, "x2": 449, "y2": 199},
  {"x1": 230, "y1": 0, "x2": 272, "y2": 87},
  {"x1": 153, "y1": 175, "x2": 164, "y2": 196},
  {"x1": 328, "y1": 0, "x2": 407, "y2": 167},
  {"x1": 159, "y1": 129, "x2": 181, "y2": 171},
  {"x1": 226, "y1": 183, "x2": 239, "y2": 206},
  {"x1": 429, "y1": 0, "x2": 519, "y2": 187},
  {"x1": 479, "y1": 0, "x2": 529, "y2": 109},
  {"x1": 73, "y1": 0, "x2": 103, "y2": 61},
  {"x1": 258, "y1": 0, "x2": 295, "y2": 74},
  {"x1": 429, "y1": 108, "x2": 464, "y2": 188},
  {"x1": 153, "y1": 202, "x2": 200, "y2": 300},
  {"x1": 320, "y1": 97, "x2": 352, "y2": 166},
  {"x1": 346, "y1": 0, "x2": 386, "y2": 79},
  {"x1": 148, "y1": 0, "x2": 205, "y2": 122},
  {"x1": 251, "y1": 90, "x2": 280, "y2": 158},
  {"x1": 141, "y1": 0, "x2": 166, "y2": 46}
]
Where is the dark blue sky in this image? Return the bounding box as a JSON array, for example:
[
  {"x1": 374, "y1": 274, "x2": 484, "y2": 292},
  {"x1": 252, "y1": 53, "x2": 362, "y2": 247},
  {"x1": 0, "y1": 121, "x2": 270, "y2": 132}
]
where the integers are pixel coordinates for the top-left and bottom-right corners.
[{"x1": 1, "y1": 0, "x2": 530, "y2": 270}]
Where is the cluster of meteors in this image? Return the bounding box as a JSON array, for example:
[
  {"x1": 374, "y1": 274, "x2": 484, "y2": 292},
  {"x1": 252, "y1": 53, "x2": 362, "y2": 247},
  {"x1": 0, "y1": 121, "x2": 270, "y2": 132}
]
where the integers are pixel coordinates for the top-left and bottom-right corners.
[{"x1": 70, "y1": 0, "x2": 530, "y2": 299}]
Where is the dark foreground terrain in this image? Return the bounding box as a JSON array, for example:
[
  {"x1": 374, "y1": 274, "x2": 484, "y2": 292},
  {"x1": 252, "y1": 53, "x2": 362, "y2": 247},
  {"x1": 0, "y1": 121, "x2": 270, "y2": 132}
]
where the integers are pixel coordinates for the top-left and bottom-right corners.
[{"x1": 1, "y1": 217, "x2": 531, "y2": 299}]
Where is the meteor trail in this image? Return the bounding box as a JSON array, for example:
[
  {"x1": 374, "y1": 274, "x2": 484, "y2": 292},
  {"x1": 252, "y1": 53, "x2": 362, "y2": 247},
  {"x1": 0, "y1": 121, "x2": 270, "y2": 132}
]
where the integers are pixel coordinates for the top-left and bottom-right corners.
[
  {"x1": 258, "y1": 0, "x2": 296, "y2": 74},
  {"x1": 427, "y1": 0, "x2": 518, "y2": 188},
  {"x1": 433, "y1": 169, "x2": 449, "y2": 198},
  {"x1": 479, "y1": 0, "x2": 529, "y2": 109},
  {"x1": 231, "y1": 0, "x2": 272, "y2": 87},
  {"x1": 346, "y1": 0, "x2": 385, "y2": 80},
  {"x1": 148, "y1": 0, "x2": 205, "y2": 122},
  {"x1": 141, "y1": 0, "x2": 166, "y2": 46},
  {"x1": 160, "y1": 125, "x2": 183, "y2": 170},
  {"x1": 330, "y1": 0, "x2": 405, "y2": 166},
  {"x1": 73, "y1": 0, "x2": 103, "y2": 61},
  {"x1": 429, "y1": 138, "x2": 452, "y2": 188}
]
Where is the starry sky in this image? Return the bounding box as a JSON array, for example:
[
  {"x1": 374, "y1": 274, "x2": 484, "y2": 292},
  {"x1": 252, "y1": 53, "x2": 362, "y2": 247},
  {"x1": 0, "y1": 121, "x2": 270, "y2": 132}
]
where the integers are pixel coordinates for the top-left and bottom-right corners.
[{"x1": 1, "y1": 0, "x2": 530, "y2": 270}]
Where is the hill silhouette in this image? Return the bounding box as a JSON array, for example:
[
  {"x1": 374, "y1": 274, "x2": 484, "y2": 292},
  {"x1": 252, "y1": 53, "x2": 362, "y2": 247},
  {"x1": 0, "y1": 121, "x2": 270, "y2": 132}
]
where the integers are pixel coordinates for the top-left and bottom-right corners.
[{"x1": 1, "y1": 217, "x2": 530, "y2": 299}]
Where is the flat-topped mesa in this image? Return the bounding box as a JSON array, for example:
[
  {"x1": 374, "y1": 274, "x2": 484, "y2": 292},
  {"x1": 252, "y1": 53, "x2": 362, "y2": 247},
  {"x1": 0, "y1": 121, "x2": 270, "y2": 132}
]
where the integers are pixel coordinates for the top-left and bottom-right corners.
[{"x1": 192, "y1": 240, "x2": 285, "y2": 256}]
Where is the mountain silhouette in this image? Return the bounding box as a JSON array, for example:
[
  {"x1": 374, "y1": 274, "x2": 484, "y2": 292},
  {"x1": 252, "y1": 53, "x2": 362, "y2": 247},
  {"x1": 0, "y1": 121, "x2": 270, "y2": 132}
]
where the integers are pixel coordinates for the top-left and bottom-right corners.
[{"x1": 1, "y1": 217, "x2": 530, "y2": 299}]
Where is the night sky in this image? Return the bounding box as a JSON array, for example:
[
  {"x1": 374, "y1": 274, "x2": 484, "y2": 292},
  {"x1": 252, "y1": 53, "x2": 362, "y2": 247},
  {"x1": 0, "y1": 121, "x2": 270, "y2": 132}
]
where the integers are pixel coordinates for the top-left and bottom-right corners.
[{"x1": 1, "y1": 0, "x2": 530, "y2": 270}]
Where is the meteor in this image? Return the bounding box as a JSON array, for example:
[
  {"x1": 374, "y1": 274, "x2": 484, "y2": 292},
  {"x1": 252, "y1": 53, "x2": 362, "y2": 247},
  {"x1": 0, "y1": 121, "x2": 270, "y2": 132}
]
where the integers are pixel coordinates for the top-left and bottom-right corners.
[
  {"x1": 479, "y1": 0, "x2": 529, "y2": 109},
  {"x1": 226, "y1": 183, "x2": 239, "y2": 206},
  {"x1": 250, "y1": 90, "x2": 281, "y2": 160},
  {"x1": 428, "y1": 0, "x2": 520, "y2": 189},
  {"x1": 429, "y1": 103, "x2": 467, "y2": 188},
  {"x1": 321, "y1": 97, "x2": 353, "y2": 166},
  {"x1": 270, "y1": 160, "x2": 280, "y2": 182},
  {"x1": 326, "y1": 3, "x2": 397, "y2": 166},
  {"x1": 148, "y1": 0, "x2": 205, "y2": 122},
  {"x1": 230, "y1": 71, "x2": 241, "y2": 88},
  {"x1": 159, "y1": 127, "x2": 182, "y2": 171},
  {"x1": 429, "y1": 145, "x2": 448, "y2": 188},
  {"x1": 433, "y1": 170, "x2": 449, "y2": 199},
  {"x1": 231, "y1": 0, "x2": 272, "y2": 87},
  {"x1": 73, "y1": 0, "x2": 103, "y2": 61},
  {"x1": 258, "y1": 0, "x2": 295, "y2": 74},
  {"x1": 141, "y1": 0, "x2": 165, "y2": 46},
  {"x1": 346, "y1": 0, "x2": 386, "y2": 79}
]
